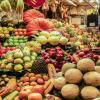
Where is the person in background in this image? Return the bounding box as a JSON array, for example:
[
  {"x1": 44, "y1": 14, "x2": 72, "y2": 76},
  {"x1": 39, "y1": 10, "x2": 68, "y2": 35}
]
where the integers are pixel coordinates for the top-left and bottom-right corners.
[
  {"x1": 60, "y1": 3, "x2": 64, "y2": 19},
  {"x1": 63, "y1": 6, "x2": 68, "y2": 23},
  {"x1": 42, "y1": 2, "x2": 49, "y2": 17},
  {"x1": 50, "y1": 1, "x2": 57, "y2": 19}
]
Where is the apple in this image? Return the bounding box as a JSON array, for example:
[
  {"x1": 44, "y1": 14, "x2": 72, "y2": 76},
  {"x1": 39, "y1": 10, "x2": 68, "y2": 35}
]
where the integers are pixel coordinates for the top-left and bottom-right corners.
[
  {"x1": 78, "y1": 52, "x2": 85, "y2": 57},
  {"x1": 24, "y1": 82, "x2": 30, "y2": 86},
  {"x1": 45, "y1": 59, "x2": 50, "y2": 64},
  {"x1": 32, "y1": 85, "x2": 44, "y2": 94},
  {"x1": 23, "y1": 77, "x2": 30, "y2": 82},
  {"x1": 28, "y1": 93, "x2": 43, "y2": 100},
  {"x1": 93, "y1": 54, "x2": 98, "y2": 60},
  {"x1": 30, "y1": 77, "x2": 37, "y2": 82},
  {"x1": 83, "y1": 48, "x2": 90, "y2": 53},
  {"x1": 37, "y1": 78, "x2": 44, "y2": 85},
  {"x1": 43, "y1": 75, "x2": 49, "y2": 81},
  {"x1": 19, "y1": 89, "x2": 31, "y2": 99},
  {"x1": 52, "y1": 61, "x2": 59, "y2": 68}
]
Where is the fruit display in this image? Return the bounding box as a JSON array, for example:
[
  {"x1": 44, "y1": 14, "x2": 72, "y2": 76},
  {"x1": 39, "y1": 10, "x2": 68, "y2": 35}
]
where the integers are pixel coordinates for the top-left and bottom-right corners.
[
  {"x1": 3, "y1": 36, "x2": 28, "y2": 47},
  {"x1": 53, "y1": 58, "x2": 100, "y2": 99},
  {"x1": 76, "y1": 48, "x2": 99, "y2": 62},
  {"x1": 0, "y1": 74, "x2": 14, "y2": 88},
  {"x1": 0, "y1": 0, "x2": 99, "y2": 99},
  {"x1": 0, "y1": 27, "x2": 13, "y2": 38},
  {"x1": 0, "y1": 46, "x2": 16, "y2": 58},
  {"x1": 17, "y1": 73, "x2": 49, "y2": 87},
  {"x1": 41, "y1": 47, "x2": 77, "y2": 71},
  {"x1": 13, "y1": 29, "x2": 27, "y2": 36},
  {"x1": 26, "y1": 41, "x2": 42, "y2": 53},
  {"x1": 0, "y1": 47, "x2": 37, "y2": 72},
  {"x1": 35, "y1": 31, "x2": 69, "y2": 46}
]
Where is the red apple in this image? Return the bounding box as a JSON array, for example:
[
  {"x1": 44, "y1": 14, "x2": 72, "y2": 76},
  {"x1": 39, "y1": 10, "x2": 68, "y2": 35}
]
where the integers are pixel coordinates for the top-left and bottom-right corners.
[
  {"x1": 52, "y1": 61, "x2": 59, "y2": 68},
  {"x1": 19, "y1": 89, "x2": 31, "y2": 99},
  {"x1": 37, "y1": 78, "x2": 44, "y2": 85},
  {"x1": 83, "y1": 48, "x2": 90, "y2": 53},
  {"x1": 43, "y1": 75, "x2": 49, "y2": 81},
  {"x1": 78, "y1": 52, "x2": 85, "y2": 57},
  {"x1": 32, "y1": 85, "x2": 44, "y2": 94},
  {"x1": 45, "y1": 59, "x2": 50, "y2": 64},
  {"x1": 93, "y1": 54, "x2": 98, "y2": 60},
  {"x1": 28, "y1": 93, "x2": 43, "y2": 100},
  {"x1": 30, "y1": 77, "x2": 37, "y2": 82},
  {"x1": 23, "y1": 77, "x2": 30, "y2": 82},
  {"x1": 24, "y1": 82, "x2": 30, "y2": 86}
]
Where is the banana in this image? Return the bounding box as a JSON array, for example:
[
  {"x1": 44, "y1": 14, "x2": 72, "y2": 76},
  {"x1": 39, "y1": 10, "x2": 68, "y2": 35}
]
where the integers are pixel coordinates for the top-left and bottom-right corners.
[
  {"x1": 0, "y1": 0, "x2": 11, "y2": 12},
  {"x1": 5, "y1": 0, "x2": 12, "y2": 12}
]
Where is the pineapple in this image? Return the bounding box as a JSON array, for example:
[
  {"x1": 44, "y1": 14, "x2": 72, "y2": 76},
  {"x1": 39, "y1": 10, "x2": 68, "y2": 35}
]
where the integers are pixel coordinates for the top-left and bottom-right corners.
[{"x1": 31, "y1": 57, "x2": 48, "y2": 74}]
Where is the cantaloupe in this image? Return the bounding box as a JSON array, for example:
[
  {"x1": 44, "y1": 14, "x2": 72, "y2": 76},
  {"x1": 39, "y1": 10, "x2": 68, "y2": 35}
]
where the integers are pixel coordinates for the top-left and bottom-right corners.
[
  {"x1": 61, "y1": 84, "x2": 80, "y2": 99},
  {"x1": 55, "y1": 72, "x2": 62, "y2": 78},
  {"x1": 54, "y1": 77, "x2": 66, "y2": 90},
  {"x1": 61, "y1": 63, "x2": 76, "y2": 74},
  {"x1": 83, "y1": 71, "x2": 100, "y2": 86},
  {"x1": 77, "y1": 58, "x2": 95, "y2": 72},
  {"x1": 95, "y1": 66, "x2": 100, "y2": 73},
  {"x1": 96, "y1": 59, "x2": 100, "y2": 66},
  {"x1": 65, "y1": 69, "x2": 83, "y2": 84},
  {"x1": 81, "y1": 86, "x2": 100, "y2": 100}
]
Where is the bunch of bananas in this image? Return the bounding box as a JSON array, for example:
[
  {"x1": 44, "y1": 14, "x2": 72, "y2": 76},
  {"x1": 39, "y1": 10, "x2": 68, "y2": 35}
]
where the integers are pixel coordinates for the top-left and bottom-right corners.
[{"x1": 0, "y1": 0, "x2": 12, "y2": 12}]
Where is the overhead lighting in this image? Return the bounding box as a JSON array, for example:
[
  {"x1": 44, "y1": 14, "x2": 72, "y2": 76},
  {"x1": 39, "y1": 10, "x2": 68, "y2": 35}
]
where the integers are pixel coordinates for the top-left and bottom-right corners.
[
  {"x1": 79, "y1": 0, "x2": 83, "y2": 3},
  {"x1": 66, "y1": 0, "x2": 77, "y2": 6}
]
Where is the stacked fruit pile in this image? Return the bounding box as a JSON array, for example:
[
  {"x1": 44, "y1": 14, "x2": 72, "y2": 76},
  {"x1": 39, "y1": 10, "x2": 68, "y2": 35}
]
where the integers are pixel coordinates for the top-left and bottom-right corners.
[
  {"x1": 17, "y1": 73, "x2": 49, "y2": 87},
  {"x1": 3, "y1": 36, "x2": 28, "y2": 47},
  {"x1": 76, "y1": 48, "x2": 99, "y2": 62},
  {"x1": 0, "y1": 47, "x2": 37, "y2": 72},
  {"x1": 13, "y1": 29, "x2": 27, "y2": 36},
  {"x1": 0, "y1": 46, "x2": 16, "y2": 58},
  {"x1": 54, "y1": 58, "x2": 100, "y2": 100},
  {"x1": 0, "y1": 2, "x2": 99, "y2": 99},
  {"x1": 35, "y1": 31, "x2": 68, "y2": 46},
  {"x1": 41, "y1": 47, "x2": 77, "y2": 72},
  {"x1": 0, "y1": 74, "x2": 14, "y2": 88},
  {"x1": 0, "y1": 27, "x2": 14, "y2": 38}
]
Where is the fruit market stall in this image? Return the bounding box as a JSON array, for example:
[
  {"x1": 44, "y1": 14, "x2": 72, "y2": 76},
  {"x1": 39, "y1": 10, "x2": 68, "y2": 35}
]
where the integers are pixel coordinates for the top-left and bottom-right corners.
[{"x1": 0, "y1": 0, "x2": 99, "y2": 100}]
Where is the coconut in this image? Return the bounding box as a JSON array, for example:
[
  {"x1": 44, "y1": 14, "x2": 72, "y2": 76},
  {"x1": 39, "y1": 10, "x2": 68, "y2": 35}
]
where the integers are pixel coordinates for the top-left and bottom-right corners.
[
  {"x1": 65, "y1": 69, "x2": 83, "y2": 84},
  {"x1": 77, "y1": 58, "x2": 95, "y2": 72},
  {"x1": 83, "y1": 71, "x2": 100, "y2": 86},
  {"x1": 61, "y1": 84, "x2": 80, "y2": 99},
  {"x1": 81, "y1": 86, "x2": 100, "y2": 100},
  {"x1": 54, "y1": 77, "x2": 66, "y2": 90},
  {"x1": 61, "y1": 63, "x2": 76, "y2": 74}
]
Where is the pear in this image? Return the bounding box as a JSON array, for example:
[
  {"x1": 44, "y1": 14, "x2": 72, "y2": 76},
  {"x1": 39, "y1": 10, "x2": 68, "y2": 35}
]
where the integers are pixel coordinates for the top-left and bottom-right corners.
[
  {"x1": 7, "y1": 56, "x2": 13, "y2": 63},
  {"x1": 14, "y1": 49, "x2": 23, "y2": 58},
  {"x1": 23, "y1": 47, "x2": 30, "y2": 56},
  {"x1": 14, "y1": 64, "x2": 23, "y2": 71},
  {"x1": 31, "y1": 56, "x2": 36, "y2": 60},
  {"x1": 24, "y1": 62, "x2": 32, "y2": 69},
  {"x1": 23, "y1": 56, "x2": 31, "y2": 62},
  {"x1": 14, "y1": 58, "x2": 23, "y2": 64},
  {"x1": 6, "y1": 63, "x2": 13, "y2": 70},
  {"x1": 32, "y1": 52, "x2": 37, "y2": 57},
  {"x1": 1, "y1": 63, "x2": 6, "y2": 69}
]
